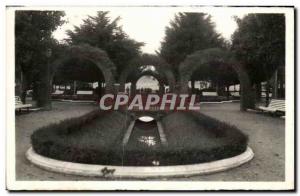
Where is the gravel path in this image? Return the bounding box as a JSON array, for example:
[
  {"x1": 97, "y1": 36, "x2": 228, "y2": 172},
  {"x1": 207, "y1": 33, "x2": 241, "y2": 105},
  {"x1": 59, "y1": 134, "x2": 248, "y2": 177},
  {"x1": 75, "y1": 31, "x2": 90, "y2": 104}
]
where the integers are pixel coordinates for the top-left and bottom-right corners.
[
  {"x1": 177, "y1": 103, "x2": 285, "y2": 181},
  {"x1": 15, "y1": 102, "x2": 285, "y2": 181},
  {"x1": 15, "y1": 102, "x2": 98, "y2": 181}
]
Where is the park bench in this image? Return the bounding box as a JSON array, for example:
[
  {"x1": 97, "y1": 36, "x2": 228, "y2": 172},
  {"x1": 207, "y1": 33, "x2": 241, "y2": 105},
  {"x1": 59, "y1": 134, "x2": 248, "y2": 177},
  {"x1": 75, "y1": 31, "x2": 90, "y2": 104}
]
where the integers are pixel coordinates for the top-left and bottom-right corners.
[
  {"x1": 258, "y1": 99, "x2": 285, "y2": 114},
  {"x1": 52, "y1": 90, "x2": 64, "y2": 95},
  {"x1": 261, "y1": 92, "x2": 273, "y2": 98},
  {"x1": 75, "y1": 90, "x2": 96, "y2": 100},
  {"x1": 77, "y1": 90, "x2": 93, "y2": 95},
  {"x1": 51, "y1": 90, "x2": 65, "y2": 99},
  {"x1": 200, "y1": 91, "x2": 228, "y2": 102},
  {"x1": 15, "y1": 96, "x2": 32, "y2": 112},
  {"x1": 202, "y1": 91, "x2": 218, "y2": 96},
  {"x1": 230, "y1": 91, "x2": 240, "y2": 97}
]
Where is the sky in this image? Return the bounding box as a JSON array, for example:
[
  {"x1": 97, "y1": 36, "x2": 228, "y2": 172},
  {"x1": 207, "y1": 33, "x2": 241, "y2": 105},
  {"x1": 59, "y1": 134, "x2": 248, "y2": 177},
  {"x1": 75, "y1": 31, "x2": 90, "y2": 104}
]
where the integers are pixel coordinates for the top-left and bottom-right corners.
[
  {"x1": 53, "y1": 7, "x2": 250, "y2": 54},
  {"x1": 136, "y1": 76, "x2": 159, "y2": 90}
]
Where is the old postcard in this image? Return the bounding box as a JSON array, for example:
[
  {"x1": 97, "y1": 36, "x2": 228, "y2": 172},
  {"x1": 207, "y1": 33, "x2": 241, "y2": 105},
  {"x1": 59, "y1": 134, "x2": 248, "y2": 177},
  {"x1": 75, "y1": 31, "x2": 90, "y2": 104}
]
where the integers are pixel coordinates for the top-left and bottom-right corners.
[{"x1": 6, "y1": 6, "x2": 295, "y2": 191}]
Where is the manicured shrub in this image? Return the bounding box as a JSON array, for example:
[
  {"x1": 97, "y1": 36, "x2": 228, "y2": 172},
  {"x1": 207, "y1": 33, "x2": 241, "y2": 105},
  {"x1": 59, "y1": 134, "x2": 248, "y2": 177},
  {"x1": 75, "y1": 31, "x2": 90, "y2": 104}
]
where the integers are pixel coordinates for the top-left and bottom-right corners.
[
  {"x1": 160, "y1": 111, "x2": 248, "y2": 164},
  {"x1": 31, "y1": 110, "x2": 248, "y2": 166},
  {"x1": 31, "y1": 110, "x2": 132, "y2": 164}
]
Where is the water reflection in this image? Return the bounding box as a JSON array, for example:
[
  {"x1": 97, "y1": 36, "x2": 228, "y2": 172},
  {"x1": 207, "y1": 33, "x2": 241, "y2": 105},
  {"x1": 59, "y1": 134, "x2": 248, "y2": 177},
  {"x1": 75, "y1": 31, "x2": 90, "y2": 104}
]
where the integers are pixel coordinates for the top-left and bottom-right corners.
[
  {"x1": 138, "y1": 136, "x2": 156, "y2": 146},
  {"x1": 138, "y1": 116, "x2": 154, "y2": 122}
]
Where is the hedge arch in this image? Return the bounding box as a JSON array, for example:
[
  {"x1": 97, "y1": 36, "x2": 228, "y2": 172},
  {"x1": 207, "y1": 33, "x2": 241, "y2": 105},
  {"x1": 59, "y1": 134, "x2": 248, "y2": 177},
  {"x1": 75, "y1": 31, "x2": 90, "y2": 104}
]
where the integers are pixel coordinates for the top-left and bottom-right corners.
[
  {"x1": 132, "y1": 70, "x2": 165, "y2": 84},
  {"x1": 179, "y1": 48, "x2": 255, "y2": 110},
  {"x1": 52, "y1": 44, "x2": 116, "y2": 93},
  {"x1": 131, "y1": 71, "x2": 166, "y2": 94},
  {"x1": 118, "y1": 57, "x2": 176, "y2": 92}
]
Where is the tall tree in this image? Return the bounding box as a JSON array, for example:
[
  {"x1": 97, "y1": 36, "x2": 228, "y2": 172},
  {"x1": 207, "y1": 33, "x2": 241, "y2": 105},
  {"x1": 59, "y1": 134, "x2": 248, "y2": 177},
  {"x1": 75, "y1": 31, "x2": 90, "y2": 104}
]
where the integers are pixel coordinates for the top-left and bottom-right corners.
[
  {"x1": 159, "y1": 12, "x2": 225, "y2": 74},
  {"x1": 15, "y1": 11, "x2": 65, "y2": 107},
  {"x1": 66, "y1": 11, "x2": 144, "y2": 75},
  {"x1": 231, "y1": 14, "x2": 285, "y2": 87}
]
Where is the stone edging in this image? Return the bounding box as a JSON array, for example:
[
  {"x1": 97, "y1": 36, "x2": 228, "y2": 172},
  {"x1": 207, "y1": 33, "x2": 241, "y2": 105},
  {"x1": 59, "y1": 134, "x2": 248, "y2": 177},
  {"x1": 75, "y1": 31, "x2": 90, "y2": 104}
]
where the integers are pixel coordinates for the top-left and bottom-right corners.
[
  {"x1": 199, "y1": 100, "x2": 235, "y2": 104},
  {"x1": 53, "y1": 99, "x2": 97, "y2": 104},
  {"x1": 26, "y1": 147, "x2": 254, "y2": 178}
]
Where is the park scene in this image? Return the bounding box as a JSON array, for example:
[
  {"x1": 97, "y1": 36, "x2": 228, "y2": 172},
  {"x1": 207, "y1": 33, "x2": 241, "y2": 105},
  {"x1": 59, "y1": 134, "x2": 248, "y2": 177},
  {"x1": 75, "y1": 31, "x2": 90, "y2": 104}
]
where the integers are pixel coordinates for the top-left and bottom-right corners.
[{"x1": 14, "y1": 8, "x2": 286, "y2": 181}]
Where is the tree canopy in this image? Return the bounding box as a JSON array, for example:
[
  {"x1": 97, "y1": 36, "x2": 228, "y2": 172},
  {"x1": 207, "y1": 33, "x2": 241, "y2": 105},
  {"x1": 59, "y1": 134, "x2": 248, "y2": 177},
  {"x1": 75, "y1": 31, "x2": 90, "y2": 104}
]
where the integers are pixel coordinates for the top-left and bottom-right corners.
[
  {"x1": 16, "y1": 11, "x2": 65, "y2": 79},
  {"x1": 15, "y1": 10, "x2": 65, "y2": 103},
  {"x1": 231, "y1": 14, "x2": 285, "y2": 84},
  {"x1": 159, "y1": 12, "x2": 226, "y2": 73},
  {"x1": 66, "y1": 11, "x2": 144, "y2": 75}
]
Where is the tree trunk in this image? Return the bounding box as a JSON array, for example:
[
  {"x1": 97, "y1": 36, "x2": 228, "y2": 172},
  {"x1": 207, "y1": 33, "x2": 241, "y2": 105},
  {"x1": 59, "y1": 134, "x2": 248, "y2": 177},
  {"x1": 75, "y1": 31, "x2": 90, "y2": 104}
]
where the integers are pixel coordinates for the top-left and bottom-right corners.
[
  {"x1": 235, "y1": 64, "x2": 255, "y2": 110},
  {"x1": 97, "y1": 81, "x2": 102, "y2": 98},
  {"x1": 191, "y1": 79, "x2": 195, "y2": 93},
  {"x1": 20, "y1": 73, "x2": 29, "y2": 104},
  {"x1": 15, "y1": 79, "x2": 22, "y2": 98},
  {"x1": 279, "y1": 78, "x2": 284, "y2": 98},
  {"x1": 265, "y1": 81, "x2": 270, "y2": 107},
  {"x1": 226, "y1": 85, "x2": 230, "y2": 100},
  {"x1": 36, "y1": 64, "x2": 51, "y2": 109},
  {"x1": 210, "y1": 81, "x2": 216, "y2": 89},
  {"x1": 216, "y1": 83, "x2": 225, "y2": 96},
  {"x1": 73, "y1": 81, "x2": 77, "y2": 95},
  {"x1": 272, "y1": 69, "x2": 278, "y2": 99},
  {"x1": 131, "y1": 83, "x2": 136, "y2": 96},
  {"x1": 255, "y1": 82, "x2": 262, "y2": 102},
  {"x1": 36, "y1": 81, "x2": 51, "y2": 109},
  {"x1": 216, "y1": 83, "x2": 219, "y2": 94},
  {"x1": 32, "y1": 82, "x2": 38, "y2": 101},
  {"x1": 159, "y1": 83, "x2": 164, "y2": 95}
]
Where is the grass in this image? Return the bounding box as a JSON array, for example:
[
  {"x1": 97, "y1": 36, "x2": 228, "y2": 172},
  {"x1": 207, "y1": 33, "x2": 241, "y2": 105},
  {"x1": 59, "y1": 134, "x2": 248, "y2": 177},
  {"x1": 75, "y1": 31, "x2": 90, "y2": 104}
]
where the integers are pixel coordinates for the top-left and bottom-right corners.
[{"x1": 31, "y1": 110, "x2": 248, "y2": 166}]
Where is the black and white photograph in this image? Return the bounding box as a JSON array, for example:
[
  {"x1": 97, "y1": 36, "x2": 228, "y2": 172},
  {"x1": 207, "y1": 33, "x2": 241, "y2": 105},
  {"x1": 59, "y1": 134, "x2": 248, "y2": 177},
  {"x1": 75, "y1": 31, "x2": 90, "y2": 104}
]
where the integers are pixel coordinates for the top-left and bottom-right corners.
[{"x1": 5, "y1": 5, "x2": 295, "y2": 191}]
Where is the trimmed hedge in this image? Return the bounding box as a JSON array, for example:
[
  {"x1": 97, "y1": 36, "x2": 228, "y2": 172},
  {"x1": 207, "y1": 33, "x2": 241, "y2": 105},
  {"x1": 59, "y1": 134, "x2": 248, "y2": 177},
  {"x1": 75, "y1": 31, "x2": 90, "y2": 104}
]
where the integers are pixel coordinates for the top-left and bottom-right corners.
[
  {"x1": 31, "y1": 110, "x2": 248, "y2": 166},
  {"x1": 31, "y1": 110, "x2": 132, "y2": 164},
  {"x1": 160, "y1": 111, "x2": 248, "y2": 165}
]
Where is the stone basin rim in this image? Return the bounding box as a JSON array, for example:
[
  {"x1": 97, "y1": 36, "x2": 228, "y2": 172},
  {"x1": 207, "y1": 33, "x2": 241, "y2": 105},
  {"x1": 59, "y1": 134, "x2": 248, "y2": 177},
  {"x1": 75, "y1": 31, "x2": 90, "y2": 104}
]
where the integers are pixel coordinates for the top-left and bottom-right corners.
[{"x1": 26, "y1": 147, "x2": 254, "y2": 178}]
